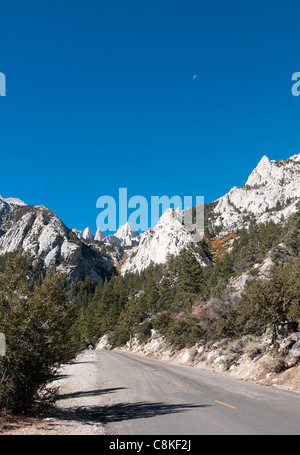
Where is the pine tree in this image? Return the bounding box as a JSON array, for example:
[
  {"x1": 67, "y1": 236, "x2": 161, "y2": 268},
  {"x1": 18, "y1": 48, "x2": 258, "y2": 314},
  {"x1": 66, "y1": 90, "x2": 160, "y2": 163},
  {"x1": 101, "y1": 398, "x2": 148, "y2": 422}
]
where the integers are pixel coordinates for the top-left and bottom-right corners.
[
  {"x1": 138, "y1": 278, "x2": 159, "y2": 313},
  {"x1": 158, "y1": 276, "x2": 173, "y2": 311},
  {"x1": 113, "y1": 298, "x2": 140, "y2": 347},
  {"x1": 180, "y1": 249, "x2": 204, "y2": 304}
]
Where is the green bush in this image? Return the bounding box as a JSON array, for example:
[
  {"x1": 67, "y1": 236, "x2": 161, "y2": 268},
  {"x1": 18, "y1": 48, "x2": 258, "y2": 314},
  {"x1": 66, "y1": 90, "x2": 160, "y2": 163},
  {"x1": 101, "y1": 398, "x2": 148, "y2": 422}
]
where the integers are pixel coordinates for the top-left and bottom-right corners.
[
  {"x1": 0, "y1": 256, "x2": 76, "y2": 414},
  {"x1": 154, "y1": 314, "x2": 204, "y2": 350}
]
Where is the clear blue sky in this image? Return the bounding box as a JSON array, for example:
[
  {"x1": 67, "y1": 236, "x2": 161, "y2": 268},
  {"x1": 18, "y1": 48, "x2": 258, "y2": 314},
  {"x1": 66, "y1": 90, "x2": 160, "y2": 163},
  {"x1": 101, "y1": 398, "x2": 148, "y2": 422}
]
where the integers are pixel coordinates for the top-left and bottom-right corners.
[{"x1": 1, "y1": 0, "x2": 300, "y2": 233}]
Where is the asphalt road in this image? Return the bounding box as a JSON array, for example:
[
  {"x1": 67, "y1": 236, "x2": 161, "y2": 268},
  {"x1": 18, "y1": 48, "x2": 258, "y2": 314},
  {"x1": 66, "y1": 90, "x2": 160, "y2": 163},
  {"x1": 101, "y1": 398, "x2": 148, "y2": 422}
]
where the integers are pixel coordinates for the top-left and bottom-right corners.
[{"x1": 89, "y1": 349, "x2": 300, "y2": 435}]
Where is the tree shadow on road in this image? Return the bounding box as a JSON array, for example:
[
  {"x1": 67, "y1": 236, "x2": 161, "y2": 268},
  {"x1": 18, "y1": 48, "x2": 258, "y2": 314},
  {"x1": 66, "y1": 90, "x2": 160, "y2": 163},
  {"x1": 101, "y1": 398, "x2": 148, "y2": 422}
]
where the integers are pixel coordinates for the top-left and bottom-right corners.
[
  {"x1": 89, "y1": 401, "x2": 210, "y2": 423},
  {"x1": 57, "y1": 388, "x2": 126, "y2": 401},
  {"x1": 53, "y1": 401, "x2": 211, "y2": 426}
]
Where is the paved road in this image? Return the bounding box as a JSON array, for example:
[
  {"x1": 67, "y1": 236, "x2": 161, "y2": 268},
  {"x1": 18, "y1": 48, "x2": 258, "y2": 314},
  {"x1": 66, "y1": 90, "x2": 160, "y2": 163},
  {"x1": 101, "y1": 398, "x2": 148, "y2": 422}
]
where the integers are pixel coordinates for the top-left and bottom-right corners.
[{"x1": 87, "y1": 349, "x2": 300, "y2": 435}]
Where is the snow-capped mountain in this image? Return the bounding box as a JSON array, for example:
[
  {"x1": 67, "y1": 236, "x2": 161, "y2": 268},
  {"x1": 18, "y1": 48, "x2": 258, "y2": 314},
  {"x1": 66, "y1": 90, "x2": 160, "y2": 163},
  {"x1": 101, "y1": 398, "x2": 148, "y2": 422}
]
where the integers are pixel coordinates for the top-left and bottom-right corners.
[
  {"x1": 213, "y1": 154, "x2": 300, "y2": 232},
  {"x1": 72, "y1": 228, "x2": 83, "y2": 239}
]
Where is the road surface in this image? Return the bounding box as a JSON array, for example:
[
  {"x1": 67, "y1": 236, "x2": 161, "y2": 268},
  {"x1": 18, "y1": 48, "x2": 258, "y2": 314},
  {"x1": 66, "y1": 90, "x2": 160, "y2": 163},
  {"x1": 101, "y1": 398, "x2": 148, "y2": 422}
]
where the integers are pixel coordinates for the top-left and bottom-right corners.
[{"x1": 57, "y1": 349, "x2": 300, "y2": 435}]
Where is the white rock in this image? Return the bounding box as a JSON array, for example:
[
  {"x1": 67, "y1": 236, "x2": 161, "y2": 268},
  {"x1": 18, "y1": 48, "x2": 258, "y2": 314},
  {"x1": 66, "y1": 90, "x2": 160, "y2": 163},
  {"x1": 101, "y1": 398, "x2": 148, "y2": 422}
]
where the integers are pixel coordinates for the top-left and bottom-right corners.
[
  {"x1": 82, "y1": 227, "x2": 94, "y2": 240},
  {"x1": 121, "y1": 208, "x2": 204, "y2": 274},
  {"x1": 94, "y1": 227, "x2": 105, "y2": 242},
  {"x1": 214, "y1": 153, "x2": 300, "y2": 232}
]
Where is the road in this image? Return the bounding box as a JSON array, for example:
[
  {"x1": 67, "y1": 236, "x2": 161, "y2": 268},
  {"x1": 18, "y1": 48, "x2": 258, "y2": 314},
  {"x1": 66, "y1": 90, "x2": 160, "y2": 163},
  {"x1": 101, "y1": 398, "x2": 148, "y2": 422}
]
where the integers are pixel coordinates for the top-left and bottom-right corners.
[{"x1": 61, "y1": 349, "x2": 300, "y2": 436}]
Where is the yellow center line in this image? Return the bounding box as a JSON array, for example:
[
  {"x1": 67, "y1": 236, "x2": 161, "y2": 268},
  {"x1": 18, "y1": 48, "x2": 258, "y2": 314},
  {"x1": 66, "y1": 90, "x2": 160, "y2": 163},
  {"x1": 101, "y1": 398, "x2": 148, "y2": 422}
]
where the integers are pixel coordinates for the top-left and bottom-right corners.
[
  {"x1": 215, "y1": 400, "x2": 237, "y2": 409},
  {"x1": 144, "y1": 368, "x2": 184, "y2": 387}
]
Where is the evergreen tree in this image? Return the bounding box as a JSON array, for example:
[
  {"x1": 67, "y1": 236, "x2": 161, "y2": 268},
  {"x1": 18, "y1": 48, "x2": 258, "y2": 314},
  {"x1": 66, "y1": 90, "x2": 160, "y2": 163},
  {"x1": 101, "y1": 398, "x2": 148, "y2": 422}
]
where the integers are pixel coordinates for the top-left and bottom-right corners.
[
  {"x1": 138, "y1": 278, "x2": 160, "y2": 313},
  {"x1": 157, "y1": 276, "x2": 173, "y2": 311},
  {"x1": 180, "y1": 249, "x2": 204, "y2": 303},
  {"x1": 0, "y1": 256, "x2": 76, "y2": 413},
  {"x1": 233, "y1": 261, "x2": 300, "y2": 344},
  {"x1": 113, "y1": 298, "x2": 140, "y2": 347}
]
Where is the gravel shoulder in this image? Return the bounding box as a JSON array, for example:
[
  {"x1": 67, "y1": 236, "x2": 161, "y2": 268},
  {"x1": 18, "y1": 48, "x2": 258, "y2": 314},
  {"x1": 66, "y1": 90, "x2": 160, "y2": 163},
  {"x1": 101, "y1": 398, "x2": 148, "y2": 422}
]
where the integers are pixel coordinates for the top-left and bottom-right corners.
[{"x1": 0, "y1": 350, "x2": 107, "y2": 435}]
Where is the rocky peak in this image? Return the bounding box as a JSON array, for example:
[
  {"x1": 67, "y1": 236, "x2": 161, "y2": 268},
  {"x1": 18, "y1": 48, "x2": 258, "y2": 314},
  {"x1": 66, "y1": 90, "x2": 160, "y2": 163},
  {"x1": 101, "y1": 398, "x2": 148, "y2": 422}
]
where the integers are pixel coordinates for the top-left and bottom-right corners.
[
  {"x1": 213, "y1": 153, "x2": 300, "y2": 232},
  {"x1": 82, "y1": 227, "x2": 94, "y2": 241},
  {"x1": 94, "y1": 227, "x2": 105, "y2": 242},
  {"x1": 121, "y1": 208, "x2": 202, "y2": 274}
]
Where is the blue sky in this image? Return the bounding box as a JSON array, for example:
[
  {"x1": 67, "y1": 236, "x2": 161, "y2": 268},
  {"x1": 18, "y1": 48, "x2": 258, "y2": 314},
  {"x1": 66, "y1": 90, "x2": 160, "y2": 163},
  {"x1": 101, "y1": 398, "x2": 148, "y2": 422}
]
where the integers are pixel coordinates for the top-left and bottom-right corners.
[{"x1": 1, "y1": 0, "x2": 300, "y2": 233}]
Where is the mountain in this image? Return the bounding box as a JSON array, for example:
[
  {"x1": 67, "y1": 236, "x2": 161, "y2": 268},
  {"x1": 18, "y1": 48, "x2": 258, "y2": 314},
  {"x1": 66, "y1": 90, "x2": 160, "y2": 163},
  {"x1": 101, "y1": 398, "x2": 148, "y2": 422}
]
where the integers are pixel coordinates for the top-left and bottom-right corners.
[
  {"x1": 120, "y1": 153, "x2": 300, "y2": 274},
  {"x1": 1, "y1": 152, "x2": 299, "y2": 279},
  {"x1": 74, "y1": 222, "x2": 140, "y2": 247},
  {"x1": 72, "y1": 228, "x2": 83, "y2": 239},
  {"x1": 0, "y1": 200, "x2": 114, "y2": 283},
  {"x1": 0, "y1": 196, "x2": 27, "y2": 207},
  {"x1": 94, "y1": 227, "x2": 105, "y2": 242},
  {"x1": 121, "y1": 208, "x2": 206, "y2": 274},
  {"x1": 104, "y1": 221, "x2": 140, "y2": 247},
  {"x1": 0, "y1": 195, "x2": 27, "y2": 223},
  {"x1": 213, "y1": 154, "x2": 300, "y2": 232},
  {"x1": 82, "y1": 227, "x2": 94, "y2": 241}
]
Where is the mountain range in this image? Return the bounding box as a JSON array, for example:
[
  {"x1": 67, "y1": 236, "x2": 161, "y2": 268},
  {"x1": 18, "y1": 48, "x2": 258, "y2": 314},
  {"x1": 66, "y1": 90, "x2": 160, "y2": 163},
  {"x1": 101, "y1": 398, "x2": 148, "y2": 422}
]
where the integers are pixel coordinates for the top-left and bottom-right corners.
[
  {"x1": 120, "y1": 153, "x2": 300, "y2": 274},
  {"x1": 1, "y1": 153, "x2": 299, "y2": 281}
]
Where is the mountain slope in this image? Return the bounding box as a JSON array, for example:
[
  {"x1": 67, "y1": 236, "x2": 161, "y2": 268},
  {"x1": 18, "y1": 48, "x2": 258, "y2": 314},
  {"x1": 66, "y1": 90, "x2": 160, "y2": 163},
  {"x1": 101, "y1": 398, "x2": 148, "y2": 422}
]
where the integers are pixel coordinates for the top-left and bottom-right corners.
[
  {"x1": 104, "y1": 221, "x2": 140, "y2": 247},
  {"x1": 120, "y1": 153, "x2": 300, "y2": 274},
  {"x1": 0, "y1": 201, "x2": 114, "y2": 283},
  {"x1": 73, "y1": 222, "x2": 139, "y2": 247},
  {"x1": 1, "y1": 152, "x2": 299, "y2": 279},
  {"x1": 213, "y1": 154, "x2": 300, "y2": 232},
  {"x1": 121, "y1": 208, "x2": 206, "y2": 274}
]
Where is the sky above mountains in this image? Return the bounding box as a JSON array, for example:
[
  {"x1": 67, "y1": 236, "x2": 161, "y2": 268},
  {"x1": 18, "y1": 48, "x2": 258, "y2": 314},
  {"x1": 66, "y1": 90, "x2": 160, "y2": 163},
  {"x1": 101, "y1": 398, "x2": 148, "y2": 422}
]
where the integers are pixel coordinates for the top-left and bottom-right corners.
[{"x1": 1, "y1": 1, "x2": 300, "y2": 233}]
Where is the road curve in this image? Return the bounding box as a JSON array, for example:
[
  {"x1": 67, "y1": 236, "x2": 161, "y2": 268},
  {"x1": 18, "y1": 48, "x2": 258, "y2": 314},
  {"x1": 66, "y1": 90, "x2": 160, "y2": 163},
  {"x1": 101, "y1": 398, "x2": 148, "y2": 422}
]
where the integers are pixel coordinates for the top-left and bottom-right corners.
[{"x1": 87, "y1": 349, "x2": 300, "y2": 435}]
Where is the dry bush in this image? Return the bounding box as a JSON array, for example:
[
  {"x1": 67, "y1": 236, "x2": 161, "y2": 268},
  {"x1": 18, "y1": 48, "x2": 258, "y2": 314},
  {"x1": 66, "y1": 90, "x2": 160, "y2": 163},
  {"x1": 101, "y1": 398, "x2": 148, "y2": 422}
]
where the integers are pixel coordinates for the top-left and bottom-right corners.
[
  {"x1": 259, "y1": 354, "x2": 286, "y2": 373},
  {"x1": 221, "y1": 352, "x2": 240, "y2": 370},
  {"x1": 244, "y1": 340, "x2": 264, "y2": 360}
]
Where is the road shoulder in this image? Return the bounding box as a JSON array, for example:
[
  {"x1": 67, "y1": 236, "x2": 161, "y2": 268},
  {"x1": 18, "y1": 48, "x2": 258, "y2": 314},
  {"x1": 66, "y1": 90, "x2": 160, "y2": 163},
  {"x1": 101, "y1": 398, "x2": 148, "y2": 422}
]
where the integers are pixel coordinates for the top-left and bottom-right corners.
[{"x1": 0, "y1": 350, "x2": 106, "y2": 435}]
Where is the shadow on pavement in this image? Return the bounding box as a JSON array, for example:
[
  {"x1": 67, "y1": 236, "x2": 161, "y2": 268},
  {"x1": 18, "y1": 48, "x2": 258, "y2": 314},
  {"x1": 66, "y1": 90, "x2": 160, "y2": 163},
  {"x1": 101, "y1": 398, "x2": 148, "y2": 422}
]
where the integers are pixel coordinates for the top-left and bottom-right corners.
[
  {"x1": 57, "y1": 388, "x2": 126, "y2": 400},
  {"x1": 53, "y1": 401, "x2": 211, "y2": 425}
]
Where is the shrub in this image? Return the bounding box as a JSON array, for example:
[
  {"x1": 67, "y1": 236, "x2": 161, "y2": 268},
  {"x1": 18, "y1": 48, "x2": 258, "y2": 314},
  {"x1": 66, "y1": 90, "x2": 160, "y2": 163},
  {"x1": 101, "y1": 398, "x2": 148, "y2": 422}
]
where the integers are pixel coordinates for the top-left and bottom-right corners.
[
  {"x1": 221, "y1": 352, "x2": 239, "y2": 370},
  {"x1": 260, "y1": 355, "x2": 287, "y2": 374},
  {"x1": 0, "y1": 257, "x2": 76, "y2": 414},
  {"x1": 233, "y1": 261, "x2": 300, "y2": 344},
  {"x1": 155, "y1": 315, "x2": 205, "y2": 350},
  {"x1": 244, "y1": 341, "x2": 263, "y2": 360}
]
